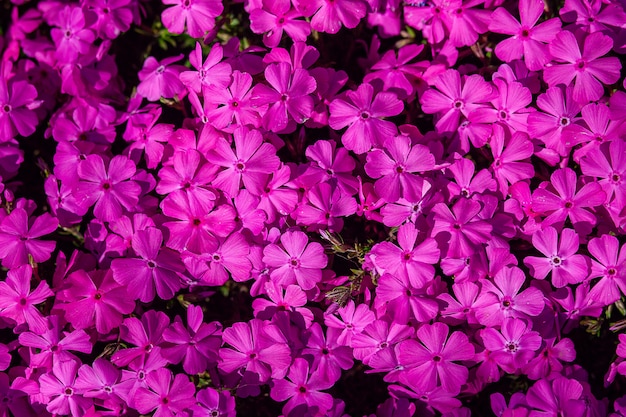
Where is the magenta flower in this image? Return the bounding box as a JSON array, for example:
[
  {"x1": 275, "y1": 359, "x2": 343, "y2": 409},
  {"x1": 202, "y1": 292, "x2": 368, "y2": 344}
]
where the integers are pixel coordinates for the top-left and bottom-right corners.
[
  {"x1": 397, "y1": 322, "x2": 475, "y2": 394},
  {"x1": 86, "y1": 0, "x2": 134, "y2": 39},
  {"x1": 39, "y1": 360, "x2": 93, "y2": 417},
  {"x1": 262, "y1": 229, "x2": 327, "y2": 290},
  {"x1": 329, "y1": 83, "x2": 403, "y2": 154},
  {"x1": 580, "y1": 139, "x2": 626, "y2": 205},
  {"x1": 193, "y1": 388, "x2": 236, "y2": 417},
  {"x1": 0, "y1": 76, "x2": 39, "y2": 143},
  {"x1": 524, "y1": 227, "x2": 589, "y2": 288},
  {"x1": 489, "y1": 124, "x2": 534, "y2": 196},
  {"x1": 489, "y1": 0, "x2": 561, "y2": 70},
  {"x1": 160, "y1": 190, "x2": 236, "y2": 253},
  {"x1": 179, "y1": 42, "x2": 232, "y2": 93},
  {"x1": 474, "y1": 266, "x2": 545, "y2": 327},
  {"x1": 431, "y1": 198, "x2": 492, "y2": 258},
  {"x1": 532, "y1": 167, "x2": 606, "y2": 229},
  {"x1": 184, "y1": 232, "x2": 252, "y2": 285},
  {"x1": 305, "y1": 139, "x2": 358, "y2": 195},
  {"x1": 270, "y1": 357, "x2": 334, "y2": 415},
  {"x1": 53, "y1": 105, "x2": 116, "y2": 145},
  {"x1": 50, "y1": 5, "x2": 95, "y2": 64},
  {"x1": 351, "y1": 319, "x2": 413, "y2": 365},
  {"x1": 302, "y1": 0, "x2": 367, "y2": 34},
  {"x1": 420, "y1": 69, "x2": 495, "y2": 135},
  {"x1": 219, "y1": 319, "x2": 292, "y2": 383},
  {"x1": 295, "y1": 182, "x2": 357, "y2": 233},
  {"x1": 544, "y1": 31, "x2": 621, "y2": 104},
  {"x1": 75, "y1": 358, "x2": 122, "y2": 402},
  {"x1": 527, "y1": 85, "x2": 581, "y2": 156},
  {"x1": 469, "y1": 79, "x2": 533, "y2": 133},
  {"x1": 18, "y1": 315, "x2": 92, "y2": 368},
  {"x1": 586, "y1": 234, "x2": 626, "y2": 306},
  {"x1": 111, "y1": 227, "x2": 185, "y2": 303},
  {"x1": 368, "y1": 223, "x2": 439, "y2": 288},
  {"x1": 301, "y1": 323, "x2": 354, "y2": 383},
  {"x1": 525, "y1": 377, "x2": 586, "y2": 417},
  {"x1": 0, "y1": 207, "x2": 57, "y2": 268},
  {"x1": 162, "y1": 0, "x2": 223, "y2": 38},
  {"x1": 480, "y1": 318, "x2": 542, "y2": 373},
  {"x1": 204, "y1": 70, "x2": 261, "y2": 131},
  {"x1": 523, "y1": 337, "x2": 576, "y2": 380},
  {"x1": 571, "y1": 102, "x2": 623, "y2": 163},
  {"x1": 447, "y1": 158, "x2": 497, "y2": 199},
  {"x1": 125, "y1": 114, "x2": 173, "y2": 170},
  {"x1": 0, "y1": 265, "x2": 53, "y2": 334},
  {"x1": 365, "y1": 136, "x2": 435, "y2": 203},
  {"x1": 111, "y1": 310, "x2": 170, "y2": 368},
  {"x1": 324, "y1": 300, "x2": 375, "y2": 346},
  {"x1": 156, "y1": 149, "x2": 218, "y2": 205},
  {"x1": 374, "y1": 272, "x2": 440, "y2": 324},
  {"x1": 75, "y1": 154, "x2": 142, "y2": 223},
  {"x1": 57, "y1": 270, "x2": 135, "y2": 334},
  {"x1": 250, "y1": 0, "x2": 310, "y2": 47},
  {"x1": 252, "y1": 62, "x2": 317, "y2": 132},
  {"x1": 205, "y1": 127, "x2": 280, "y2": 197},
  {"x1": 133, "y1": 369, "x2": 196, "y2": 417},
  {"x1": 162, "y1": 305, "x2": 222, "y2": 375},
  {"x1": 363, "y1": 44, "x2": 428, "y2": 99},
  {"x1": 137, "y1": 55, "x2": 187, "y2": 102}
]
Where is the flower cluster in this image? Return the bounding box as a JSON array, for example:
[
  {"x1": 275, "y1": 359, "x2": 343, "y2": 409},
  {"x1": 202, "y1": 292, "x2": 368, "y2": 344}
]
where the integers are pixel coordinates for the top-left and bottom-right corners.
[{"x1": 0, "y1": 0, "x2": 626, "y2": 416}]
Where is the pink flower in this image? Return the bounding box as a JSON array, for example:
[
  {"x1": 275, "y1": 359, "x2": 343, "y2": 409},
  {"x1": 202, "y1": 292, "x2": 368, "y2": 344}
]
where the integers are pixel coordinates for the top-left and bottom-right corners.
[
  {"x1": 56, "y1": 268, "x2": 135, "y2": 335},
  {"x1": 301, "y1": 0, "x2": 367, "y2": 34},
  {"x1": 305, "y1": 140, "x2": 358, "y2": 195},
  {"x1": 301, "y1": 323, "x2": 354, "y2": 383},
  {"x1": 75, "y1": 154, "x2": 142, "y2": 223},
  {"x1": 295, "y1": 182, "x2": 357, "y2": 232},
  {"x1": 133, "y1": 369, "x2": 196, "y2": 416},
  {"x1": 365, "y1": 136, "x2": 435, "y2": 203},
  {"x1": 206, "y1": 127, "x2": 280, "y2": 197},
  {"x1": 586, "y1": 234, "x2": 626, "y2": 306},
  {"x1": 179, "y1": 42, "x2": 232, "y2": 93},
  {"x1": 474, "y1": 266, "x2": 545, "y2": 327},
  {"x1": 50, "y1": 5, "x2": 95, "y2": 64},
  {"x1": 431, "y1": 198, "x2": 492, "y2": 258},
  {"x1": 532, "y1": 167, "x2": 606, "y2": 229},
  {"x1": 397, "y1": 322, "x2": 475, "y2": 394},
  {"x1": 368, "y1": 223, "x2": 439, "y2": 289},
  {"x1": 0, "y1": 76, "x2": 39, "y2": 143},
  {"x1": 160, "y1": 190, "x2": 236, "y2": 253},
  {"x1": 252, "y1": 62, "x2": 317, "y2": 132},
  {"x1": 489, "y1": 124, "x2": 534, "y2": 196},
  {"x1": 184, "y1": 232, "x2": 252, "y2": 285},
  {"x1": 111, "y1": 310, "x2": 170, "y2": 368},
  {"x1": 250, "y1": 0, "x2": 310, "y2": 47},
  {"x1": 161, "y1": 0, "x2": 224, "y2": 38},
  {"x1": 111, "y1": 227, "x2": 185, "y2": 303},
  {"x1": 524, "y1": 227, "x2": 589, "y2": 288},
  {"x1": 329, "y1": 83, "x2": 403, "y2": 154},
  {"x1": 39, "y1": 360, "x2": 93, "y2": 417},
  {"x1": 489, "y1": 0, "x2": 561, "y2": 70},
  {"x1": 0, "y1": 265, "x2": 53, "y2": 334},
  {"x1": 420, "y1": 69, "x2": 495, "y2": 135},
  {"x1": 544, "y1": 31, "x2": 621, "y2": 104},
  {"x1": 162, "y1": 305, "x2": 222, "y2": 375},
  {"x1": 469, "y1": 79, "x2": 533, "y2": 133},
  {"x1": 18, "y1": 315, "x2": 92, "y2": 368},
  {"x1": 75, "y1": 358, "x2": 123, "y2": 402},
  {"x1": 324, "y1": 300, "x2": 375, "y2": 346},
  {"x1": 0, "y1": 207, "x2": 57, "y2": 268},
  {"x1": 580, "y1": 139, "x2": 626, "y2": 205},
  {"x1": 270, "y1": 358, "x2": 334, "y2": 415},
  {"x1": 204, "y1": 71, "x2": 261, "y2": 131},
  {"x1": 219, "y1": 319, "x2": 292, "y2": 383},
  {"x1": 137, "y1": 55, "x2": 187, "y2": 102},
  {"x1": 262, "y1": 229, "x2": 327, "y2": 290},
  {"x1": 480, "y1": 318, "x2": 542, "y2": 373}
]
